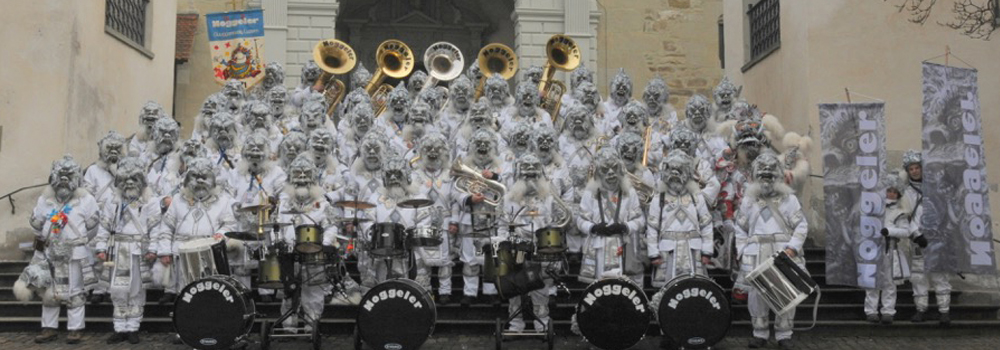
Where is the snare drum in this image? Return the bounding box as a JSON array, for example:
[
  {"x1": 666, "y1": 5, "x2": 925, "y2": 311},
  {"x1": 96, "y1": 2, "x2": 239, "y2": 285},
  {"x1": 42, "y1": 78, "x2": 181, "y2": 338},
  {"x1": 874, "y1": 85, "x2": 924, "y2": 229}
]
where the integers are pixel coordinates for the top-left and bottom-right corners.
[
  {"x1": 575, "y1": 277, "x2": 651, "y2": 350},
  {"x1": 357, "y1": 279, "x2": 436, "y2": 350},
  {"x1": 178, "y1": 238, "x2": 230, "y2": 283},
  {"x1": 294, "y1": 225, "x2": 323, "y2": 254},
  {"x1": 407, "y1": 226, "x2": 443, "y2": 247},
  {"x1": 483, "y1": 241, "x2": 516, "y2": 282},
  {"x1": 655, "y1": 274, "x2": 731, "y2": 349},
  {"x1": 173, "y1": 275, "x2": 255, "y2": 350},
  {"x1": 258, "y1": 252, "x2": 284, "y2": 289},
  {"x1": 369, "y1": 222, "x2": 406, "y2": 258},
  {"x1": 745, "y1": 251, "x2": 817, "y2": 315},
  {"x1": 534, "y1": 226, "x2": 566, "y2": 254}
]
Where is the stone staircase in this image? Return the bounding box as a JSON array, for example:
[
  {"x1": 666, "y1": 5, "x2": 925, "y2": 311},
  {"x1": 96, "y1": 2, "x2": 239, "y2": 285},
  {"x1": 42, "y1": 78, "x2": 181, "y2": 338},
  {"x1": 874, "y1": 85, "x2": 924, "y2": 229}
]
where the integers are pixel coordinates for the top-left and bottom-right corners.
[{"x1": 1, "y1": 247, "x2": 998, "y2": 338}]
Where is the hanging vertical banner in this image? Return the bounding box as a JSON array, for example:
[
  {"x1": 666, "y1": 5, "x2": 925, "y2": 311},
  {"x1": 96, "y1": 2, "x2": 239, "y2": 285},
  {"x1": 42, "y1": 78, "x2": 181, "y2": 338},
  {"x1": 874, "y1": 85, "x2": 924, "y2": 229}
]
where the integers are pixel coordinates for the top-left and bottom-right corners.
[
  {"x1": 206, "y1": 9, "x2": 265, "y2": 87},
  {"x1": 820, "y1": 102, "x2": 888, "y2": 289},
  {"x1": 920, "y1": 62, "x2": 995, "y2": 275}
]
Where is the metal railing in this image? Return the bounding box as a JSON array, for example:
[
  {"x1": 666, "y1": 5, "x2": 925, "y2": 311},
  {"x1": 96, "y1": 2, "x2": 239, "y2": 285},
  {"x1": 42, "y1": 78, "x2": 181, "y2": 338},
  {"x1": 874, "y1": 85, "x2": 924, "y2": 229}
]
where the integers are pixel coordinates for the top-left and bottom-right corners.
[{"x1": 0, "y1": 183, "x2": 47, "y2": 215}]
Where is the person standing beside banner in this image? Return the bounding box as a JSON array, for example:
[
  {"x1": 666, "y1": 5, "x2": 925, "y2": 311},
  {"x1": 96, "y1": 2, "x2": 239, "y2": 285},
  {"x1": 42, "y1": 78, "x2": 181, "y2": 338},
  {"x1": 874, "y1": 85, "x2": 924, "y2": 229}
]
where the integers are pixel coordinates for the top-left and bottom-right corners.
[{"x1": 901, "y1": 150, "x2": 950, "y2": 325}]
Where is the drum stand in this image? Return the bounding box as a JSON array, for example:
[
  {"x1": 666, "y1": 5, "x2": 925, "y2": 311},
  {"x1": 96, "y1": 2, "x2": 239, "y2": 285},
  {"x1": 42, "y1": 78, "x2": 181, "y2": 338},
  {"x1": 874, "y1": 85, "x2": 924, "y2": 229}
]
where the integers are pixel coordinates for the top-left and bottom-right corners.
[
  {"x1": 259, "y1": 268, "x2": 325, "y2": 350},
  {"x1": 494, "y1": 295, "x2": 556, "y2": 350}
]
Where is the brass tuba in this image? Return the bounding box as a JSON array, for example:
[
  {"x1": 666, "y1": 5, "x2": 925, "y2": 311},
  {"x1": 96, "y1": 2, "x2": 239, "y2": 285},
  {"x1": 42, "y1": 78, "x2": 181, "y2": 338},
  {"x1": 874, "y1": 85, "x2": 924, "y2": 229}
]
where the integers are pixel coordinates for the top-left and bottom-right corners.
[
  {"x1": 627, "y1": 171, "x2": 654, "y2": 205},
  {"x1": 312, "y1": 39, "x2": 357, "y2": 117},
  {"x1": 450, "y1": 160, "x2": 506, "y2": 206},
  {"x1": 421, "y1": 42, "x2": 464, "y2": 92},
  {"x1": 538, "y1": 35, "x2": 580, "y2": 123},
  {"x1": 474, "y1": 43, "x2": 518, "y2": 99},
  {"x1": 368, "y1": 39, "x2": 415, "y2": 116}
]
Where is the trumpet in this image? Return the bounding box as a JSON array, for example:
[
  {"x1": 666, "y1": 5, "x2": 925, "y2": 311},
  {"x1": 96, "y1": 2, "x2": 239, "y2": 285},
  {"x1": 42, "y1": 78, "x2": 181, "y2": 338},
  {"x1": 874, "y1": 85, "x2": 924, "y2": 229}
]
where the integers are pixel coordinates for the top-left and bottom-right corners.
[
  {"x1": 421, "y1": 42, "x2": 464, "y2": 92},
  {"x1": 474, "y1": 43, "x2": 518, "y2": 99},
  {"x1": 312, "y1": 39, "x2": 357, "y2": 117},
  {"x1": 538, "y1": 35, "x2": 580, "y2": 123},
  {"x1": 450, "y1": 160, "x2": 506, "y2": 207},
  {"x1": 368, "y1": 39, "x2": 415, "y2": 116}
]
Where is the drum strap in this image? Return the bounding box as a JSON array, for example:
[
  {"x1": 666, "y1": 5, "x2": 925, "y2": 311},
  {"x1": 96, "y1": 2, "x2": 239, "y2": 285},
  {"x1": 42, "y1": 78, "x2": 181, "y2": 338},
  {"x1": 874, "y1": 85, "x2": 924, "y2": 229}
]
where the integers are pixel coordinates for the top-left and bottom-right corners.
[{"x1": 657, "y1": 193, "x2": 697, "y2": 233}]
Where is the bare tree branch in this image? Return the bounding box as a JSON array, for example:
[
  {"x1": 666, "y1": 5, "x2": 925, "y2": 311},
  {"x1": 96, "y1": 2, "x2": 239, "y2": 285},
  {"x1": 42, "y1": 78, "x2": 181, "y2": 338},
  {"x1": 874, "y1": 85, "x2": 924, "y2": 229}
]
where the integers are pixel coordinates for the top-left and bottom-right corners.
[
  {"x1": 890, "y1": 0, "x2": 939, "y2": 24},
  {"x1": 939, "y1": 0, "x2": 997, "y2": 39}
]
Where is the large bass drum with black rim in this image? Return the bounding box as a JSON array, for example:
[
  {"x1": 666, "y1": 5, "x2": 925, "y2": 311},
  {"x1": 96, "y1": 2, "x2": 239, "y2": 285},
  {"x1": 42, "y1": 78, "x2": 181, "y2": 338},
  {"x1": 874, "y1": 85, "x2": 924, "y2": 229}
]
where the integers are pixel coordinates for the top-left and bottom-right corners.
[
  {"x1": 575, "y1": 277, "x2": 651, "y2": 350},
  {"x1": 356, "y1": 278, "x2": 436, "y2": 350},
  {"x1": 653, "y1": 274, "x2": 731, "y2": 349},
  {"x1": 173, "y1": 275, "x2": 255, "y2": 350}
]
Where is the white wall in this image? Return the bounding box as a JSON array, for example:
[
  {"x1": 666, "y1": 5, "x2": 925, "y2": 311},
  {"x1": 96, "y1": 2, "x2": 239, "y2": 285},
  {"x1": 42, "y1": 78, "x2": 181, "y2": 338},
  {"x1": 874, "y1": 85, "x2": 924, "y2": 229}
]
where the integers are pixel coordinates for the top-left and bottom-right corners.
[{"x1": 0, "y1": 0, "x2": 178, "y2": 259}]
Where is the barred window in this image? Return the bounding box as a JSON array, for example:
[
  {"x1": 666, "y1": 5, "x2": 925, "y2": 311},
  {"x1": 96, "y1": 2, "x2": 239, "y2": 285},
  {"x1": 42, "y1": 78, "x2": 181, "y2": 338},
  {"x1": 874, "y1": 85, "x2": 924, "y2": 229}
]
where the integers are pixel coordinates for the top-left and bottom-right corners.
[
  {"x1": 742, "y1": 0, "x2": 779, "y2": 72},
  {"x1": 105, "y1": 0, "x2": 153, "y2": 57}
]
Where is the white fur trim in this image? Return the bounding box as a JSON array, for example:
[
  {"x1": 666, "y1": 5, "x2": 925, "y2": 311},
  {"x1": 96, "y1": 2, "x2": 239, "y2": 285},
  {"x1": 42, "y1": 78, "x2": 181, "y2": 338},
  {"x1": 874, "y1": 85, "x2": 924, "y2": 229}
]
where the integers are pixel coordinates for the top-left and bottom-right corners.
[{"x1": 13, "y1": 279, "x2": 34, "y2": 302}]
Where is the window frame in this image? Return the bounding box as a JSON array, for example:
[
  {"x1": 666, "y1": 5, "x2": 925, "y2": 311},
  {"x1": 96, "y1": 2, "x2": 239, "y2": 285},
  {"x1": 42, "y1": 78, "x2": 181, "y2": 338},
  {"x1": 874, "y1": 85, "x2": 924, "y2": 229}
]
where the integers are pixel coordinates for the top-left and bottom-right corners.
[
  {"x1": 741, "y1": 0, "x2": 780, "y2": 72},
  {"x1": 105, "y1": 0, "x2": 155, "y2": 59}
]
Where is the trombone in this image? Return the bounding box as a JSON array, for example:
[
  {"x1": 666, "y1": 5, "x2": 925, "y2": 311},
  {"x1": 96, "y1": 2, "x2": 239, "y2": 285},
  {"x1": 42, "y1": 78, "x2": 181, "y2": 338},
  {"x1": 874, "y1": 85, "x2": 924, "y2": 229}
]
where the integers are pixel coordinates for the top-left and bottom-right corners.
[
  {"x1": 474, "y1": 43, "x2": 518, "y2": 99},
  {"x1": 367, "y1": 39, "x2": 414, "y2": 116},
  {"x1": 312, "y1": 39, "x2": 357, "y2": 117},
  {"x1": 539, "y1": 35, "x2": 580, "y2": 124},
  {"x1": 421, "y1": 42, "x2": 464, "y2": 92}
]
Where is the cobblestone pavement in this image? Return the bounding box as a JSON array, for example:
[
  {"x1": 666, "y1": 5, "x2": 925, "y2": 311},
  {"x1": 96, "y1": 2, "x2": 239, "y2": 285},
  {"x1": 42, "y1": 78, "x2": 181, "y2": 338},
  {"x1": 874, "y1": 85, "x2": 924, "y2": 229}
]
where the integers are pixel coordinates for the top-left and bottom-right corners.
[{"x1": 3, "y1": 332, "x2": 1000, "y2": 350}]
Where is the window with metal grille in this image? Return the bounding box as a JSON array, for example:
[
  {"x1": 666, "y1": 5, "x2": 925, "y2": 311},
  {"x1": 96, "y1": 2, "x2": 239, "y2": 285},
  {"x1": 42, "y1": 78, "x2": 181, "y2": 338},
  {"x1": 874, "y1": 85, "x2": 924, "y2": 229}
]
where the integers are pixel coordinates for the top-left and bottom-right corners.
[
  {"x1": 105, "y1": 0, "x2": 151, "y2": 54},
  {"x1": 742, "y1": 0, "x2": 779, "y2": 72}
]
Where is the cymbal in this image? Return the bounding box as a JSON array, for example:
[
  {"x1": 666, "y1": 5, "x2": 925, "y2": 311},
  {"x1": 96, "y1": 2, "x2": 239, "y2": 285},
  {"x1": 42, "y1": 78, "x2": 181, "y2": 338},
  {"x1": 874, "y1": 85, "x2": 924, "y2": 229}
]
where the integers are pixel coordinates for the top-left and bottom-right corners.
[
  {"x1": 237, "y1": 203, "x2": 272, "y2": 213},
  {"x1": 334, "y1": 200, "x2": 376, "y2": 209},
  {"x1": 225, "y1": 231, "x2": 265, "y2": 241},
  {"x1": 398, "y1": 198, "x2": 434, "y2": 209},
  {"x1": 337, "y1": 217, "x2": 373, "y2": 223}
]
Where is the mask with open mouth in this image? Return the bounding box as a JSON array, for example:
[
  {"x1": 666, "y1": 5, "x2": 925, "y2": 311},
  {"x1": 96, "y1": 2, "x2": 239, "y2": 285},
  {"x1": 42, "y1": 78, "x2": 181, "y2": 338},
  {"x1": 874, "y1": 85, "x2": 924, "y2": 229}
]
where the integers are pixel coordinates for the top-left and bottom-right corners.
[
  {"x1": 469, "y1": 129, "x2": 498, "y2": 165},
  {"x1": 594, "y1": 148, "x2": 624, "y2": 192},
  {"x1": 153, "y1": 118, "x2": 180, "y2": 156},
  {"x1": 508, "y1": 123, "x2": 533, "y2": 153},
  {"x1": 360, "y1": 132, "x2": 385, "y2": 171},
  {"x1": 288, "y1": 154, "x2": 318, "y2": 189},
  {"x1": 451, "y1": 76, "x2": 473, "y2": 109},
  {"x1": 388, "y1": 82, "x2": 411, "y2": 121},
  {"x1": 685, "y1": 94, "x2": 711, "y2": 132},
  {"x1": 49, "y1": 155, "x2": 82, "y2": 201},
  {"x1": 301, "y1": 61, "x2": 321, "y2": 87},
  {"x1": 524, "y1": 65, "x2": 543, "y2": 85},
  {"x1": 278, "y1": 131, "x2": 307, "y2": 168},
  {"x1": 713, "y1": 76, "x2": 741, "y2": 113},
  {"x1": 751, "y1": 151, "x2": 783, "y2": 196},
  {"x1": 532, "y1": 126, "x2": 558, "y2": 164},
  {"x1": 516, "y1": 153, "x2": 544, "y2": 181},
  {"x1": 515, "y1": 82, "x2": 539, "y2": 117},
  {"x1": 115, "y1": 157, "x2": 147, "y2": 201},
  {"x1": 610, "y1": 68, "x2": 633, "y2": 106},
  {"x1": 408, "y1": 70, "x2": 428, "y2": 96},
  {"x1": 734, "y1": 115, "x2": 766, "y2": 157},
  {"x1": 180, "y1": 139, "x2": 207, "y2": 166},
  {"x1": 570, "y1": 65, "x2": 594, "y2": 91},
  {"x1": 406, "y1": 101, "x2": 432, "y2": 139},
  {"x1": 268, "y1": 86, "x2": 288, "y2": 116},
  {"x1": 139, "y1": 101, "x2": 166, "y2": 136},
  {"x1": 263, "y1": 61, "x2": 285, "y2": 90},
  {"x1": 209, "y1": 112, "x2": 238, "y2": 150},
  {"x1": 467, "y1": 98, "x2": 492, "y2": 130},
  {"x1": 573, "y1": 82, "x2": 600, "y2": 111},
  {"x1": 201, "y1": 94, "x2": 222, "y2": 116},
  {"x1": 563, "y1": 103, "x2": 593, "y2": 141},
  {"x1": 349, "y1": 62, "x2": 371, "y2": 89},
  {"x1": 308, "y1": 128, "x2": 335, "y2": 165},
  {"x1": 418, "y1": 132, "x2": 449, "y2": 171},
  {"x1": 242, "y1": 131, "x2": 270, "y2": 172},
  {"x1": 614, "y1": 132, "x2": 643, "y2": 168},
  {"x1": 642, "y1": 75, "x2": 668, "y2": 116},
  {"x1": 381, "y1": 155, "x2": 412, "y2": 189},
  {"x1": 416, "y1": 88, "x2": 442, "y2": 115},
  {"x1": 298, "y1": 102, "x2": 327, "y2": 133},
  {"x1": 246, "y1": 101, "x2": 272, "y2": 131},
  {"x1": 661, "y1": 151, "x2": 694, "y2": 194},
  {"x1": 98, "y1": 131, "x2": 127, "y2": 166},
  {"x1": 221, "y1": 79, "x2": 246, "y2": 109},
  {"x1": 184, "y1": 158, "x2": 217, "y2": 201},
  {"x1": 669, "y1": 125, "x2": 698, "y2": 157},
  {"x1": 485, "y1": 75, "x2": 509, "y2": 108},
  {"x1": 350, "y1": 103, "x2": 375, "y2": 136},
  {"x1": 619, "y1": 100, "x2": 648, "y2": 134}
]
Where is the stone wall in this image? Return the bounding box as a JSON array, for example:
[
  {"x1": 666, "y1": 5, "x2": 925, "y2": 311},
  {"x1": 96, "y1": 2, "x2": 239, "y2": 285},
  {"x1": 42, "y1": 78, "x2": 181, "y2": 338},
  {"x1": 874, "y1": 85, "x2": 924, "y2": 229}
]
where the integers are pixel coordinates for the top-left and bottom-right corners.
[{"x1": 596, "y1": 0, "x2": 723, "y2": 116}]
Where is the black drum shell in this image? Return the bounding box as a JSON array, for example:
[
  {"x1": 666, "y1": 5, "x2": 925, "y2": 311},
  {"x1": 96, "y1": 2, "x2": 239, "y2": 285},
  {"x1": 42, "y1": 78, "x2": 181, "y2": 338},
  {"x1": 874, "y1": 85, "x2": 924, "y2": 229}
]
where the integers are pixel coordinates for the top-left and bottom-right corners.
[
  {"x1": 575, "y1": 278, "x2": 651, "y2": 350},
  {"x1": 173, "y1": 275, "x2": 255, "y2": 350},
  {"x1": 657, "y1": 275, "x2": 731, "y2": 349},
  {"x1": 369, "y1": 222, "x2": 407, "y2": 257},
  {"x1": 357, "y1": 278, "x2": 436, "y2": 350}
]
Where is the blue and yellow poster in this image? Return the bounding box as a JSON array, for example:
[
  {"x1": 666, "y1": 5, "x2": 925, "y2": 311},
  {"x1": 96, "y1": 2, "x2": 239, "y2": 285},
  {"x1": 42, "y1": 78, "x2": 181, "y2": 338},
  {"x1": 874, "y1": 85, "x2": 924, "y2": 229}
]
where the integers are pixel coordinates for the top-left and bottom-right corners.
[{"x1": 206, "y1": 9, "x2": 265, "y2": 87}]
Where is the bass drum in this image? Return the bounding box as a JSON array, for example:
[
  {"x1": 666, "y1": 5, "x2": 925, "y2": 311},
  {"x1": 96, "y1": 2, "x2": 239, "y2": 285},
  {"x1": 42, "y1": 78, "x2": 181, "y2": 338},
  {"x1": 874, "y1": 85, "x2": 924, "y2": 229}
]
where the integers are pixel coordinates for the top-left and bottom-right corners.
[
  {"x1": 655, "y1": 274, "x2": 731, "y2": 349},
  {"x1": 173, "y1": 275, "x2": 255, "y2": 350},
  {"x1": 575, "y1": 277, "x2": 651, "y2": 350},
  {"x1": 357, "y1": 278, "x2": 436, "y2": 350}
]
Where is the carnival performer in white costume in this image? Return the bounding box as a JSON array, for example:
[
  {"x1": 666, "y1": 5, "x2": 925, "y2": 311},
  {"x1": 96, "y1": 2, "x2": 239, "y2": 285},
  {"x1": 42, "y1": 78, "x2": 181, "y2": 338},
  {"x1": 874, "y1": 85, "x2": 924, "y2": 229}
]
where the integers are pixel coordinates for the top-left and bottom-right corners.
[
  {"x1": 901, "y1": 150, "x2": 950, "y2": 325},
  {"x1": 204, "y1": 112, "x2": 242, "y2": 177},
  {"x1": 337, "y1": 104, "x2": 377, "y2": 167},
  {"x1": 500, "y1": 82, "x2": 552, "y2": 131},
  {"x1": 602, "y1": 68, "x2": 633, "y2": 135},
  {"x1": 438, "y1": 75, "x2": 474, "y2": 138},
  {"x1": 559, "y1": 103, "x2": 600, "y2": 257},
  {"x1": 454, "y1": 129, "x2": 504, "y2": 306},
  {"x1": 94, "y1": 157, "x2": 158, "y2": 344},
  {"x1": 291, "y1": 61, "x2": 321, "y2": 109},
  {"x1": 16, "y1": 156, "x2": 100, "y2": 344},
  {"x1": 864, "y1": 171, "x2": 913, "y2": 325},
  {"x1": 306, "y1": 127, "x2": 345, "y2": 193},
  {"x1": 146, "y1": 119, "x2": 183, "y2": 197},
  {"x1": 452, "y1": 98, "x2": 497, "y2": 161},
  {"x1": 734, "y1": 152, "x2": 808, "y2": 349},
  {"x1": 646, "y1": 152, "x2": 713, "y2": 284},
  {"x1": 84, "y1": 131, "x2": 127, "y2": 304},
  {"x1": 128, "y1": 101, "x2": 168, "y2": 158},
  {"x1": 410, "y1": 133, "x2": 459, "y2": 303},
  {"x1": 153, "y1": 158, "x2": 238, "y2": 303},
  {"x1": 191, "y1": 93, "x2": 226, "y2": 142},
  {"x1": 575, "y1": 148, "x2": 645, "y2": 287}
]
